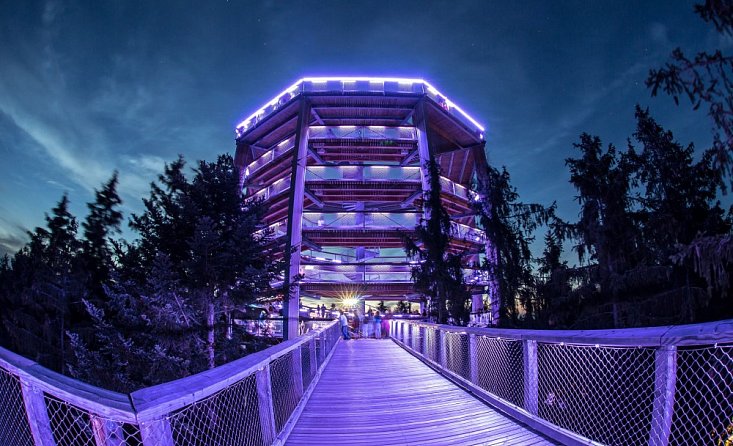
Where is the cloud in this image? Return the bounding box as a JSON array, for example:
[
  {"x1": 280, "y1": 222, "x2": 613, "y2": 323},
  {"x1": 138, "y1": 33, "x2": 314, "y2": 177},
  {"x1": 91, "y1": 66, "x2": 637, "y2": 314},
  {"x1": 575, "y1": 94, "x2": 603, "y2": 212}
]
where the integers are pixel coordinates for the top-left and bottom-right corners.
[
  {"x1": 649, "y1": 23, "x2": 670, "y2": 46},
  {"x1": 0, "y1": 214, "x2": 29, "y2": 258}
]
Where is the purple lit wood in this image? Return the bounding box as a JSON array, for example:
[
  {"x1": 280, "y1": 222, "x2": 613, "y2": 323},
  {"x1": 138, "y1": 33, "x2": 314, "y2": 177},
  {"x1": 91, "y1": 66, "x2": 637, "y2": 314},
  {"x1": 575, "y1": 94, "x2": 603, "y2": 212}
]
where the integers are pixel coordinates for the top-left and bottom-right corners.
[{"x1": 285, "y1": 339, "x2": 557, "y2": 446}]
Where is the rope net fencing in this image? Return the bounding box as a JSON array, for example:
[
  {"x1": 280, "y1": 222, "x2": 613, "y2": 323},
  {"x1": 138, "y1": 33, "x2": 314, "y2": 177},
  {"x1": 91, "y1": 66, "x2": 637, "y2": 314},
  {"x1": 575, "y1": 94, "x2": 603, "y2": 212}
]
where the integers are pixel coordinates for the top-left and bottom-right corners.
[
  {"x1": 391, "y1": 320, "x2": 733, "y2": 446},
  {"x1": 0, "y1": 320, "x2": 341, "y2": 446}
]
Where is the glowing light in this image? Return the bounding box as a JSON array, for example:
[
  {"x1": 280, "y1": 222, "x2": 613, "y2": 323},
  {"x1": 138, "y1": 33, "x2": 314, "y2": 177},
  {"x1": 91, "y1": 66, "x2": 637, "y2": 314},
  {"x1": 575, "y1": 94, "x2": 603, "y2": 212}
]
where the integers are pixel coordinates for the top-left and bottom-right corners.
[
  {"x1": 235, "y1": 77, "x2": 486, "y2": 136},
  {"x1": 341, "y1": 297, "x2": 359, "y2": 308}
]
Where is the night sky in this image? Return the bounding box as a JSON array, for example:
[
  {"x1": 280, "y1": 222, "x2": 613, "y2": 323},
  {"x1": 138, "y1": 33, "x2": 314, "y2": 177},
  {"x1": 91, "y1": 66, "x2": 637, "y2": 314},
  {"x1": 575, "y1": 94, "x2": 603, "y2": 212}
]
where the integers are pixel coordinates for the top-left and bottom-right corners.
[{"x1": 0, "y1": 1, "x2": 726, "y2": 258}]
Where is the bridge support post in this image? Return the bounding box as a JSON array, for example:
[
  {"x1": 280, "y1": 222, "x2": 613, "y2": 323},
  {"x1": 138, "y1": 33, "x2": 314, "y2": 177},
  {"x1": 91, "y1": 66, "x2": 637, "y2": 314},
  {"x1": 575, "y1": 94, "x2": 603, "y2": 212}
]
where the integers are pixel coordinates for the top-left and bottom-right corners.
[
  {"x1": 316, "y1": 333, "x2": 324, "y2": 366},
  {"x1": 420, "y1": 326, "x2": 427, "y2": 356},
  {"x1": 256, "y1": 365, "x2": 277, "y2": 445},
  {"x1": 282, "y1": 99, "x2": 311, "y2": 341},
  {"x1": 20, "y1": 380, "x2": 55, "y2": 446},
  {"x1": 138, "y1": 417, "x2": 174, "y2": 446},
  {"x1": 468, "y1": 334, "x2": 478, "y2": 384},
  {"x1": 439, "y1": 330, "x2": 447, "y2": 369},
  {"x1": 309, "y1": 337, "x2": 317, "y2": 379},
  {"x1": 523, "y1": 340, "x2": 538, "y2": 416},
  {"x1": 648, "y1": 346, "x2": 677, "y2": 446},
  {"x1": 292, "y1": 347, "x2": 304, "y2": 398},
  {"x1": 91, "y1": 417, "x2": 125, "y2": 446}
]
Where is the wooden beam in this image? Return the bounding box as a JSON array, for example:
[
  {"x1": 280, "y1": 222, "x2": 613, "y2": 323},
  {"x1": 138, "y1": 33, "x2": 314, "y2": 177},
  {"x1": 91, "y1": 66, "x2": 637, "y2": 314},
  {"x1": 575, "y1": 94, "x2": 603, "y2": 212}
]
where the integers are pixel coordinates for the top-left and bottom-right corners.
[
  {"x1": 400, "y1": 148, "x2": 419, "y2": 166},
  {"x1": 310, "y1": 109, "x2": 324, "y2": 125},
  {"x1": 303, "y1": 187, "x2": 324, "y2": 209},
  {"x1": 282, "y1": 99, "x2": 311, "y2": 340},
  {"x1": 413, "y1": 99, "x2": 433, "y2": 220}
]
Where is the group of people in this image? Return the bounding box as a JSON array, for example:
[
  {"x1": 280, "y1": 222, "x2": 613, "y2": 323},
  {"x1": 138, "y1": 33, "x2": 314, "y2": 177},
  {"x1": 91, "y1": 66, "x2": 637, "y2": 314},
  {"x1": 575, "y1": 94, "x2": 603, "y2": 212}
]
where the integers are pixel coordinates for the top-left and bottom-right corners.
[{"x1": 339, "y1": 308, "x2": 391, "y2": 340}]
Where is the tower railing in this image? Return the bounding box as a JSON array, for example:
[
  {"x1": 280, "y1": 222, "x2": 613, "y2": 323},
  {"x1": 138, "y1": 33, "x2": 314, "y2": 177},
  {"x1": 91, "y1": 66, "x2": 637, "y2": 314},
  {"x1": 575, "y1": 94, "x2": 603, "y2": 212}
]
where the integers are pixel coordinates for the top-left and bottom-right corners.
[
  {"x1": 235, "y1": 78, "x2": 485, "y2": 138},
  {"x1": 0, "y1": 320, "x2": 340, "y2": 446},
  {"x1": 391, "y1": 319, "x2": 733, "y2": 446}
]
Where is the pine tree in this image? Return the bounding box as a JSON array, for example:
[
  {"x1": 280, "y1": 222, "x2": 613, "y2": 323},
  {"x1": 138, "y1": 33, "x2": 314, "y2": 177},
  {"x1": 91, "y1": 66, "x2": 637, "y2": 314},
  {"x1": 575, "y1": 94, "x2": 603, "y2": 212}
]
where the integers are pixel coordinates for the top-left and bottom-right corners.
[
  {"x1": 647, "y1": 0, "x2": 733, "y2": 189},
  {"x1": 405, "y1": 161, "x2": 471, "y2": 324},
  {"x1": 81, "y1": 172, "x2": 123, "y2": 305},
  {"x1": 70, "y1": 154, "x2": 279, "y2": 390},
  {"x1": 1, "y1": 195, "x2": 83, "y2": 372},
  {"x1": 472, "y1": 164, "x2": 553, "y2": 327}
]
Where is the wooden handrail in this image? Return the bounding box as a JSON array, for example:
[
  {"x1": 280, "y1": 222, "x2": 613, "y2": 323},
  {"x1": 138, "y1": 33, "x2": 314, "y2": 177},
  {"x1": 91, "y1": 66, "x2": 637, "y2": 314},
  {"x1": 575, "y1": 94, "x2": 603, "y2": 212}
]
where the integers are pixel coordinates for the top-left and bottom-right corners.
[{"x1": 409, "y1": 318, "x2": 733, "y2": 346}]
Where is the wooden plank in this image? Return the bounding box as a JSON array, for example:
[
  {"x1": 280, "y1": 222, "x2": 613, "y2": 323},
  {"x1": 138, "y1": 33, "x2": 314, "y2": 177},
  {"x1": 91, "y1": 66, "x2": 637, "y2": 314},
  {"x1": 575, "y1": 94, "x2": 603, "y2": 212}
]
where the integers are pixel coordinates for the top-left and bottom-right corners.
[
  {"x1": 285, "y1": 339, "x2": 556, "y2": 446},
  {"x1": 20, "y1": 380, "x2": 56, "y2": 446},
  {"x1": 648, "y1": 346, "x2": 677, "y2": 446}
]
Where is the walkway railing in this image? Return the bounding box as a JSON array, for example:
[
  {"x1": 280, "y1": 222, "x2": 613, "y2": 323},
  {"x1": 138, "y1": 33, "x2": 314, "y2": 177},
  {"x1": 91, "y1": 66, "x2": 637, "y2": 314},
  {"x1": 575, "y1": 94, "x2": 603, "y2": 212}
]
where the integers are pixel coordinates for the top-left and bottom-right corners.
[
  {"x1": 391, "y1": 319, "x2": 733, "y2": 446},
  {"x1": 0, "y1": 320, "x2": 340, "y2": 446}
]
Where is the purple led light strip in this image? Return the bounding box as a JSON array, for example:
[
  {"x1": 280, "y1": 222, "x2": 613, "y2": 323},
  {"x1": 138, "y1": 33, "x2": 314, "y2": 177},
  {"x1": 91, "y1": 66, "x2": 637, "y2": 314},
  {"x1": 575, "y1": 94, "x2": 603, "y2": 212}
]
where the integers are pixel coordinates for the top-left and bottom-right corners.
[{"x1": 235, "y1": 77, "x2": 486, "y2": 136}]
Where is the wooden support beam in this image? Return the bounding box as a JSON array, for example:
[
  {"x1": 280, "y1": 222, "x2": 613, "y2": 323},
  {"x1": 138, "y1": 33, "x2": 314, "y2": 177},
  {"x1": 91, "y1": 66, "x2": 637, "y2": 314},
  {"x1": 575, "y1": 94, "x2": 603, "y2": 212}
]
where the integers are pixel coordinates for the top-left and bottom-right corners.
[
  {"x1": 20, "y1": 381, "x2": 55, "y2": 446},
  {"x1": 310, "y1": 109, "x2": 324, "y2": 125},
  {"x1": 306, "y1": 146, "x2": 327, "y2": 165},
  {"x1": 283, "y1": 99, "x2": 311, "y2": 340},
  {"x1": 468, "y1": 334, "x2": 479, "y2": 384},
  {"x1": 648, "y1": 346, "x2": 677, "y2": 446},
  {"x1": 303, "y1": 187, "x2": 324, "y2": 209},
  {"x1": 255, "y1": 366, "x2": 277, "y2": 445},
  {"x1": 439, "y1": 330, "x2": 448, "y2": 369},
  {"x1": 522, "y1": 340, "x2": 539, "y2": 416},
  {"x1": 400, "y1": 148, "x2": 419, "y2": 166},
  {"x1": 413, "y1": 100, "x2": 433, "y2": 221},
  {"x1": 138, "y1": 416, "x2": 175, "y2": 446},
  {"x1": 399, "y1": 189, "x2": 422, "y2": 209}
]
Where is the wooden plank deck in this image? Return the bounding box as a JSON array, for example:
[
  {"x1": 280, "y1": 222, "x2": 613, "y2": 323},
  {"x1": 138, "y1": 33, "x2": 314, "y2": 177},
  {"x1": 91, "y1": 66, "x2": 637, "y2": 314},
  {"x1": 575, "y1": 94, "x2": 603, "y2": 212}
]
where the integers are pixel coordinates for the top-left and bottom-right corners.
[{"x1": 285, "y1": 339, "x2": 558, "y2": 445}]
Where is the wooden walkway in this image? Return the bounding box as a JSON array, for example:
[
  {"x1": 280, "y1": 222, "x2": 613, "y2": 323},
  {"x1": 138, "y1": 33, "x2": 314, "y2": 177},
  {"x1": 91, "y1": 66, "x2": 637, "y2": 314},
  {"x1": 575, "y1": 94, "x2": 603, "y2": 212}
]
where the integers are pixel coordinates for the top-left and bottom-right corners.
[{"x1": 285, "y1": 339, "x2": 557, "y2": 446}]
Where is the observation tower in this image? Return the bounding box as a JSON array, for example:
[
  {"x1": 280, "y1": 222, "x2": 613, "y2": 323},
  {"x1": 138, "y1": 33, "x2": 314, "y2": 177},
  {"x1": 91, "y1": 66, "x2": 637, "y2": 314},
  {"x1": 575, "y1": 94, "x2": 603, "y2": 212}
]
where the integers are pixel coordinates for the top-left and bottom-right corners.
[{"x1": 234, "y1": 77, "x2": 490, "y2": 339}]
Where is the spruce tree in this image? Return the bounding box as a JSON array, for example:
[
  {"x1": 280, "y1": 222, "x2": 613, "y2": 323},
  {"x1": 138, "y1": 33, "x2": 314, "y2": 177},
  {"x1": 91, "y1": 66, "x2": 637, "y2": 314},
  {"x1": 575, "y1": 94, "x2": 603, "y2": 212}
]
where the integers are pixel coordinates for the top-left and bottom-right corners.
[
  {"x1": 405, "y1": 161, "x2": 471, "y2": 324},
  {"x1": 472, "y1": 165, "x2": 553, "y2": 326}
]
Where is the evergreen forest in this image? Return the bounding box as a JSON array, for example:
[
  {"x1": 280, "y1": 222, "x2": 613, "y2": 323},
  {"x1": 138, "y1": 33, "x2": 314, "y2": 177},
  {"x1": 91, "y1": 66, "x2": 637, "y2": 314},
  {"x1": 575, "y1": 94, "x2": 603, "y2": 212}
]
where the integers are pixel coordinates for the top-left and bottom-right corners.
[{"x1": 1, "y1": 1, "x2": 733, "y2": 392}]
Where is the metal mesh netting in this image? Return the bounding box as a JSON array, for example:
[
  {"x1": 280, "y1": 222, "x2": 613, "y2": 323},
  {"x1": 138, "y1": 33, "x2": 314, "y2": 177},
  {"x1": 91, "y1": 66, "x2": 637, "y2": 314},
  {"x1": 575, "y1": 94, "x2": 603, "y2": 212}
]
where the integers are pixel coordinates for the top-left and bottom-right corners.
[
  {"x1": 0, "y1": 369, "x2": 34, "y2": 446},
  {"x1": 476, "y1": 336, "x2": 524, "y2": 407},
  {"x1": 301, "y1": 342, "x2": 315, "y2": 390},
  {"x1": 409, "y1": 325, "x2": 420, "y2": 352},
  {"x1": 424, "y1": 327, "x2": 440, "y2": 364},
  {"x1": 270, "y1": 350, "x2": 302, "y2": 433},
  {"x1": 315, "y1": 335, "x2": 323, "y2": 370},
  {"x1": 46, "y1": 394, "x2": 141, "y2": 446},
  {"x1": 670, "y1": 344, "x2": 733, "y2": 446},
  {"x1": 168, "y1": 373, "x2": 263, "y2": 446},
  {"x1": 445, "y1": 332, "x2": 470, "y2": 380},
  {"x1": 537, "y1": 344, "x2": 656, "y2": 446},
  {"x1": 417, "y1": 326, "x2": 426, "y2": 355}
]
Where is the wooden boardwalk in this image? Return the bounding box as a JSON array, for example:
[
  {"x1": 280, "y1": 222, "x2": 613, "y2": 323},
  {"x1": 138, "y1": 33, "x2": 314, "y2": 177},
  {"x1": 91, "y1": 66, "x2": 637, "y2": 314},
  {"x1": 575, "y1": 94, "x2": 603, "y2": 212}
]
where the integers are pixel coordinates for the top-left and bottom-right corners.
[{"x1": 285, "y1": 339, "x2": 557, "y2": 446}]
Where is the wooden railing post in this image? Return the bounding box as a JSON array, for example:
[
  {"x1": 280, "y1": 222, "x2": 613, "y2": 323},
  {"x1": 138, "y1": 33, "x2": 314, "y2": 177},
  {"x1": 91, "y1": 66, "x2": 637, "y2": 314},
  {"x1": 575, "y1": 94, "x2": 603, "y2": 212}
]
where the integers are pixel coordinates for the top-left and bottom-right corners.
[
  {"x1": 138, "y1": 416, "x2": 174, "y2": 446},
  {"x1": 421, "y1": 326, "x2": 427, "y2": 356},
  {"x1": 317, "y1": 333, "x2": 325, "y2": 366},
  {"x1": 468, "y1": 334, "x2": 478, "y2": 384},
  {"x1": 256, "y1": 365, "x2": 277, "y2": 445},
  {"x1": 91, "y1": 417, "x2": 125, "y2": 446},
  {"x1": 439, "y1": 330, "x2": 447, "y2": 369},
  {"x1": 309, "y1": 337, "x2": 317, "y2": 379},
  {"x1": 292, "y1": 346, "x2": 304, "y2": 398},
  {"x1": 523, "y1": 340, "x2": 538, "y2": 416},
  {"x1": 20, "y1": 380, "x2": 56, "y2": 446},
  {"x1": 648, "y1": 346, "x2": 677, "y2": 446}
]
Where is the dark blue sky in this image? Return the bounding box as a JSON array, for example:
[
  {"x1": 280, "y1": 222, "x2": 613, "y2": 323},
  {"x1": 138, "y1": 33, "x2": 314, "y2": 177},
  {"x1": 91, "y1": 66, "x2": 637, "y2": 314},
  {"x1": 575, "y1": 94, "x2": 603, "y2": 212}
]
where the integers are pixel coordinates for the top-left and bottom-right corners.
[{"x1": 0, "y1": 1, "x2": 726, "y2": 257}]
